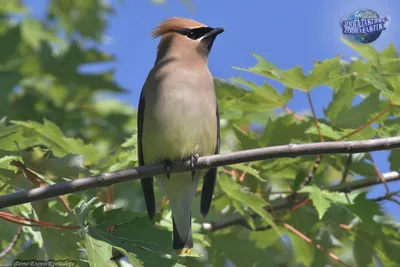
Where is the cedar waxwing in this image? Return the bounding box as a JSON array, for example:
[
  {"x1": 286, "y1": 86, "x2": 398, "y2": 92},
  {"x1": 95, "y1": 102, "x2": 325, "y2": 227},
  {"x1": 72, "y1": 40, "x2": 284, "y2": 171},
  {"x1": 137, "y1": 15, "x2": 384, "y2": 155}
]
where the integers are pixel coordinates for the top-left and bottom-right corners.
[{"x1": 137, "y1": 17, "x2": 223, "y2": 254}]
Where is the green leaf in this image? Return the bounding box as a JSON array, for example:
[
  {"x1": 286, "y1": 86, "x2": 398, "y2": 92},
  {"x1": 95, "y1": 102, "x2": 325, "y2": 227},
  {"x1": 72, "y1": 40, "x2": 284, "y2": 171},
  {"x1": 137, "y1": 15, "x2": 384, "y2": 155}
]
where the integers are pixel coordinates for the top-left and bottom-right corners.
[
  {"x1": 214, "y1": 78, "x2": 248, "y2": 100},
  {"x1": 0, "y1": 25, "x2": 21, "y2": 64},
  {"x1": 341, "y1": 37, "x2": 379, "y2": 61},
  {"x1": 232, "y1": 77, "x2": 292, "y2": 108},
  {"x1": 235, "y1": 53, "x2": 282, "y2": 80},
  {"x1": 300, "y1": 185, "x2": 352, "y2": 220},
  {"x1": 325, "y1": 79, "x2": 355, "y2": 122},
  {"x1": 116, "y1": 246, "x2": 148, "y2": 267},
  {"x1": 305, "y1": 56, "x2": 343, "y2": 90},
  {"x1": 121, "y1": 134, "x2": 137, "y2": 148},
  {"x1": 208, "y1": 227, "x2": 290, "y2": 267},
  {"x1": 0, "y1": 0, "x2": 28, "y2": 14},
  {"x1": 0, "y1": 71, "x2": 22, "y2": 115},
  {"x1": 12, "y1": 119, "x2": 99, "y2": 164},
  {"x1": 215, "y1": 78, "x2": 287, "y2": 124},
  {"x1": 232, "y1": 125, "x2": 259, "y2": 150},
  {"x1": 384, "y1": 74, "x2": 400, "y2": 104},
  {"x1": 246, "y1": 56, "x2": 342, "y2": 91},
  {"x1": 300, "y1": 185, "x2": 331, "y2": 219},
  {"x1": 230, "y1": 198, "x2": 256, "y2": 229},
  {"x1": 359, "y1": 66, "x2": 393, "y2": 97},
  {"x1": 32, "y1": 210, "x2": 82, "y2": 260},
  {"x1": 56, "y1": 41, "x2": 114, "y2": 71},
  {"x1": 388, "y1": 149, "x2": 400, "y2": 171},
  {"x1": 21, "y1": 19, "x2": 59, "y2": 50},
  {"x1": 21, "y1": 152, "x2": 91, "y2": 178},
  {"x1": 0, "y1": 217, "x2": 21, "y2": 256},
  {"x1": 375, "y1": 225, "x2": 400, "y2": 265},
  {"x1": 349, "y1": 193, "x2": 383, "y2": 230},
  {"x1": 230, "y1": 163, "x2": 265, "y2": 181},
  {"x1": 279, "y1": 66, "x2": 308, "y2": 90},
  {"x1": 85, "y1": 234, "x2": 118, "y2": 267},
  {"x1": 249, "y1": 228, "x2": 281, "y2": 249},
  {"x1": 88, "y1": 208, "x2": 183, "y2": 266},
  {"x1": 260, "y1": 114, "x2": 311, "y2": 146},
  {"x1": 332, "y1": 92, "x2": 384, "y2": 129},
  {"x1": 306, "y1": 122, "x2": 342, "y2": 140},
  {"x1": 48, "y1": 0, "x2": 114, "y2": 40},
  {"x1": 286, "y1": 228, "x2": 315, "y2": 266},
  {"x1": 218, "y1": 175, "x2": 279, "y2": 233},
  {"x1": 380, "y1": 43, "x2": 400, "y2": 73},
  {"x1": 15, "y1": 243, "x2": 46, "y2": 261},
  {"x1": 353, "y1": 229, "x2": 375, "y2": 267},
  {"x1": 75, "y1": 197, "x2": 98, "y2": 227}
]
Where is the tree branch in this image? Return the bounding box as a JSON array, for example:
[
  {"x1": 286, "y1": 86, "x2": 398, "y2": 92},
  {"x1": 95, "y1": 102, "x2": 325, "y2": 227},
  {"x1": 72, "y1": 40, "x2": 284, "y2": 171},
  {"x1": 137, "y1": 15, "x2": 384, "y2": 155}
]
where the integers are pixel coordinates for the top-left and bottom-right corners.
[
  {"x1": 0, "y1": 136, "x2": 400, "y2": 209},
  {"x1": 203, "y1": 170, "x2": 400, "y2": 232}
]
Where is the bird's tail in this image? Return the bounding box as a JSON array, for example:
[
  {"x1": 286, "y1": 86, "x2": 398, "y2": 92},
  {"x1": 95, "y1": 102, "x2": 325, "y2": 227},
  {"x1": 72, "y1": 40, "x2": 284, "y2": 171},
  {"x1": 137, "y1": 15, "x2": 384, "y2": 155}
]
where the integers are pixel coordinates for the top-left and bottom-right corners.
[
  {"x1": 172, "y1": 211, "x2": 193, "y2": 254},
  {"x1": 169, "y1": 183, "x2": 197, "y2": 255},
  {"x1": 157, "y1": 174, "x2": 199, "y2": 254}
]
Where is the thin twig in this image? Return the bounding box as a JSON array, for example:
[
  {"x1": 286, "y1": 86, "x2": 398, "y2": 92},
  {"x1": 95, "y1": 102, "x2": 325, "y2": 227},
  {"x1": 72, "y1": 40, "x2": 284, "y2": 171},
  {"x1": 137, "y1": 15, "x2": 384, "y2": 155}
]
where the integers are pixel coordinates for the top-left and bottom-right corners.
[
  {"x1": 0, "y1": 183, "x2": 8, "y2": 193},
  {"x1": 289, "y1": 155, "x2": 321, "y2": 212},
  {"x1": 341, "y1": 154, "x2": 353, "y2": 184},
  {"x1": 204, "y1": 170, "x2": 400, "y2": 232},
  {"x1": 284, "y1": 223, "x2": 351, "y2": 267},
  {"x1": 0, "y1": 225, "x2": 22, "y2": 260},
  {"x1": 370, "y1": 190, "x2": 400, "y2": 202},
  {"x1": 307, "y1": 92, "x2": 324, "y2": 142},
  {"x1": 283, "y1": 105, "x2": 304, "y2": 121},
  {"x1": 341, "y1": 154, "x2": 353, "y2": 203},
  {"x1": 338, "y1": 103, "x2": 393, "y2": 141},
  {"x1": 221, "y1": 167, "x2": 235, "y2": 176},
  {"x1": 106, "y1": 186, "x2": 114, "y2": 210},
  {"x1": 239, "y1": 163, "x2": 252, "y2": 182},
  {"x1": 0, "y1": 212, "x2": 80, "y2": 229},
  {"x1": 0, "y1": 137, "x2": 400, "y2": 209},
  {"x1": 299, "y1": 155, "x2": 322, "y2": 189},
  {"x1": 339, "y1": 224, "x2": 353, "y2": 230},
  {"x1": 368, "y1": 153, "x2": 390, "y2": 195},
  {"x1": 1, "y1": 215, "x2": 44, "y2": 227},
  {"x1": 294, "y1": 93, "x2": 324, "y2": 201},
  {"x1": 290, "y1": 197, "x2": 311, "y2": 212}
]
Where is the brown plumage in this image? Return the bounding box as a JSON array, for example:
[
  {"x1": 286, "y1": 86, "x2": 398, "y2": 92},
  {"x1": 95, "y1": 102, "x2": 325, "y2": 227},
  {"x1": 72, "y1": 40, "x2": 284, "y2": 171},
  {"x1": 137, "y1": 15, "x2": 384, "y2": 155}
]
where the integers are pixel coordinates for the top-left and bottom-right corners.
[
  {"x1": 152, "y1": 17, "x2": 206, "y2": 38},
  {"x1": 152, "y1": 17, "x2": 223, "y2": 64}
]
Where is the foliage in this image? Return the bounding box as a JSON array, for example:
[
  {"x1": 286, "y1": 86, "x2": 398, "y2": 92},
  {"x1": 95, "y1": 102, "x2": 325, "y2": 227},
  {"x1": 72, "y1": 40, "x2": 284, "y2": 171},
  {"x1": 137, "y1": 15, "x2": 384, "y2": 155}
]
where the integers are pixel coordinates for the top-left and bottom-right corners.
[{"x1": 0, "y1": 1, "x2": 400, "y2": 267}]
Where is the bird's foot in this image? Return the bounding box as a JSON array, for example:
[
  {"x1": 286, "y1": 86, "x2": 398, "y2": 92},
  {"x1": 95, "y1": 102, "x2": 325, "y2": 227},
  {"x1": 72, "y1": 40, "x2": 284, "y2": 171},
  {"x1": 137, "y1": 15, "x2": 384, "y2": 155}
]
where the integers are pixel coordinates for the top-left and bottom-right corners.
[
  {"x1": 190, "y1": 154, "x2": 199, "y2": 182},
  {"x1": 164, "y1": 159, "x2": 172, "y2": 179}
]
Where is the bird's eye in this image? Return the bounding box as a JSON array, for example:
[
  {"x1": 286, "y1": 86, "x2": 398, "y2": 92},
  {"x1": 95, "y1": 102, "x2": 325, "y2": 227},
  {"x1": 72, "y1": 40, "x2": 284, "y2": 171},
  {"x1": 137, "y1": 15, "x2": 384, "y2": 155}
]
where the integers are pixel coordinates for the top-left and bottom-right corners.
[
  {"x1": 177, "y1": 27, "x2": 214, "y2": 40},
  {"x1": 187, "y1": 30, "x2": 196, "y2": 39}
]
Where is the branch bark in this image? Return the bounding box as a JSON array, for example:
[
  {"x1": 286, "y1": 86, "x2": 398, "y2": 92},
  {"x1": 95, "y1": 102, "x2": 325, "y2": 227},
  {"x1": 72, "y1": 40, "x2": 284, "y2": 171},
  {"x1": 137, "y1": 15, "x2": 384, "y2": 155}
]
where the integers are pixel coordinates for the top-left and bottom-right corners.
[
  {"x1": 202, "y1": 171, "x2": 400, "y2": 232},
  {"x1": 0, "y1": 136, "x2": 400, "y2": 209}
]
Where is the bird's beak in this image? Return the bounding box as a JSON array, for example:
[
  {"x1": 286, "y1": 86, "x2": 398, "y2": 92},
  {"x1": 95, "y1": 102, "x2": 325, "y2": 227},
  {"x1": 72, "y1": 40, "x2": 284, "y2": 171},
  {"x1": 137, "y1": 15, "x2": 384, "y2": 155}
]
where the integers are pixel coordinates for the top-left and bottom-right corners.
[{"x1": 203, "y1": 27, "x2": 225, "y2": 38}]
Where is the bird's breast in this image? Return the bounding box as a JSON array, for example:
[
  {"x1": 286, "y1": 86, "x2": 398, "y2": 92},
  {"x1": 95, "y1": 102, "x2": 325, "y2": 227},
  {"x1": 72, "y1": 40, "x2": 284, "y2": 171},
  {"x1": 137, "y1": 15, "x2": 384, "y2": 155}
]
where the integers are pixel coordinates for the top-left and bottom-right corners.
[{"x1": 142, "y1": 73, "x2": 217, "y2": 164}]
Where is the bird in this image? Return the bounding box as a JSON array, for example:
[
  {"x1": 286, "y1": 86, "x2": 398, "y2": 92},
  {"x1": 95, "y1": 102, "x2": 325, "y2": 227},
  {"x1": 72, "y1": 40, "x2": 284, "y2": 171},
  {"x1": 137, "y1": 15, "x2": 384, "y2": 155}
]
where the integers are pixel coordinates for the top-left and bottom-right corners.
[{"x1": 137, "y1": 17, "x2": 223, "y2": 254}]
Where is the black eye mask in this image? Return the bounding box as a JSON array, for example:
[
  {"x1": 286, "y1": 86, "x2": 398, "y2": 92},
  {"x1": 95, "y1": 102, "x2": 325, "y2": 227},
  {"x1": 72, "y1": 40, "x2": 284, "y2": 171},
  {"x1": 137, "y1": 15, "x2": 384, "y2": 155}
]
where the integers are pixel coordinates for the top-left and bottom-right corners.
[{"x1": 175, "y1": 27, "x2": 214, "y2": 40}]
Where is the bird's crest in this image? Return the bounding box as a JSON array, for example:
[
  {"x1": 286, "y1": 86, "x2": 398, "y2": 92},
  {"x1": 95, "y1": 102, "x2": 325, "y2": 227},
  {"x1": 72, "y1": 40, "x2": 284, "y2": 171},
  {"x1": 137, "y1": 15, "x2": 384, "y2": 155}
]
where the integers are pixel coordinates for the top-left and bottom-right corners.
[{"x1": 152, "y1": 17, "x2": 206, "y2": 38}]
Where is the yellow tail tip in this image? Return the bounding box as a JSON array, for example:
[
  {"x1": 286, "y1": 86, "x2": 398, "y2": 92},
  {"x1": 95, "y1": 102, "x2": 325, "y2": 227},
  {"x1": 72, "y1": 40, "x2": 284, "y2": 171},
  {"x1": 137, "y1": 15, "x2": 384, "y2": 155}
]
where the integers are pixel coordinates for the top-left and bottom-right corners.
[{"x1": 175, "y1": 248, "x2": 193, "y2": 255}]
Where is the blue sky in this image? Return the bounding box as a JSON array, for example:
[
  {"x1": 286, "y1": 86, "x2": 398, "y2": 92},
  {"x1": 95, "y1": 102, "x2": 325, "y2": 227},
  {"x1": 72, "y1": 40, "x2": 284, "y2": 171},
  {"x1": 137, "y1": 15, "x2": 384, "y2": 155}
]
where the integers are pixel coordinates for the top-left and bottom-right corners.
[{"x1": 28, "y1": 1, "x2": 399, "y2": 219}]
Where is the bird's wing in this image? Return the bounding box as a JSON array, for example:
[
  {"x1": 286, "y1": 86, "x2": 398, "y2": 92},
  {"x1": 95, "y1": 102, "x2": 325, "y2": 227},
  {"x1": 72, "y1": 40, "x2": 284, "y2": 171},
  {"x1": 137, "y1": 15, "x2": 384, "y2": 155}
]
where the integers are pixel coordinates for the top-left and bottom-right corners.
[
  {"x1": 138, "y1": 90, "x2": 156, "y2": 220},
  {"x1": 200, "y1": 101, "x2": 220, "y2": 217}
]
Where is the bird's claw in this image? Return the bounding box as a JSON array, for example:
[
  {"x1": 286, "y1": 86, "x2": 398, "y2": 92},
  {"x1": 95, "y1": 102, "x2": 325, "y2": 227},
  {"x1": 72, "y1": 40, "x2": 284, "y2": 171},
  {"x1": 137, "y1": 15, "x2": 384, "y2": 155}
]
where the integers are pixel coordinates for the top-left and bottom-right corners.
[
  {"x1": 165, "y1": 159, "x2": 172, "y2": 179},
  {"x1": 190, "y1": 154, "x2": 199, "y2": 182}
]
